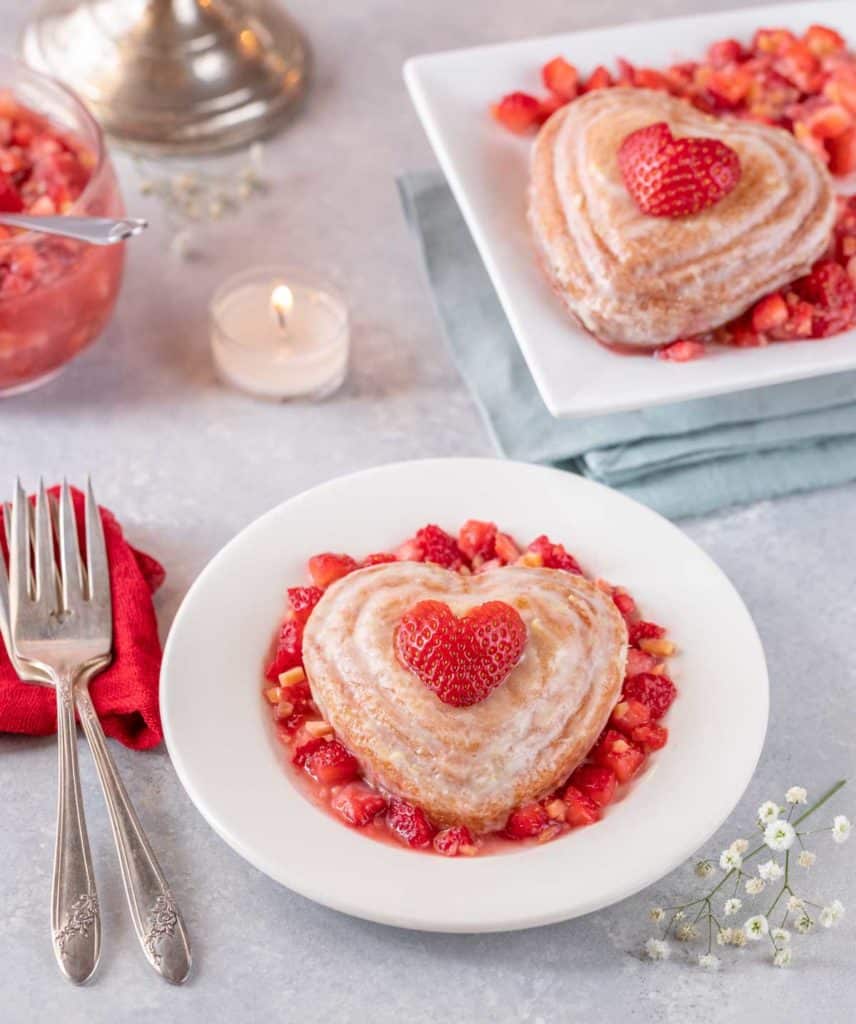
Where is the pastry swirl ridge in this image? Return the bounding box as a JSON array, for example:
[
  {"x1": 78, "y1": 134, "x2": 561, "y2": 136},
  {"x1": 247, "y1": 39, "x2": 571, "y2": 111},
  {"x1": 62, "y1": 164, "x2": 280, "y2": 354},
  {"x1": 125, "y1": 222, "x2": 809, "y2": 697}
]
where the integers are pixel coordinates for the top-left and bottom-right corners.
[
  {"x1": 528, "y1": 88, "x2": 837, "y2": 347},
  {"x1": 302, "y1": 562, "x2": 628, "y2": 832}
]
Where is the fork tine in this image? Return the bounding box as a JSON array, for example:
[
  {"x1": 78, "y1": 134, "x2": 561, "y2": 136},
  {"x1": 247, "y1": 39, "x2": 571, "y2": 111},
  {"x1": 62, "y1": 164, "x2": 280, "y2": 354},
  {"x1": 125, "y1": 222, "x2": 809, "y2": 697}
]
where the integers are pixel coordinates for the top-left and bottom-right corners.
[
  {"x1": 34, "y1": 480, "x2": 56, "y2": 608},
  {"x1": 10, "y1": 479, "x2": 32, "y2": 607},
  {"x1": 58, "y1": 481, "x2": 84, "y2": 613},
  {"x1": 84, "y1": 478, "x2": 111, "y2": 619}
]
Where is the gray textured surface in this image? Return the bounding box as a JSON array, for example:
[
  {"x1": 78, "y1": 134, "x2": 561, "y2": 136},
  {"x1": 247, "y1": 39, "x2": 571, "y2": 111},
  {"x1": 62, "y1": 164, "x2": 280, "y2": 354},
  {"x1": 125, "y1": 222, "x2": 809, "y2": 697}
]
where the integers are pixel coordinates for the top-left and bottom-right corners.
[{"x1": 1, "y1": 1, "x2": 855, "y2": 1021}]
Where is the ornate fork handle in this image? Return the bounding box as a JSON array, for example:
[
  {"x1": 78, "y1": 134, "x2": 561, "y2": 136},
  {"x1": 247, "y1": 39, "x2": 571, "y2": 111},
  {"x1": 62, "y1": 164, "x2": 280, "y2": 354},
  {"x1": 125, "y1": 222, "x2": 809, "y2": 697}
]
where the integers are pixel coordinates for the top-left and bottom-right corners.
[
  {"x1": 75, "y1": 686, "x2": 192, "y2": 984},
  {"x1": 52, "y1": 671, "x2": 100, "y2": 984}
]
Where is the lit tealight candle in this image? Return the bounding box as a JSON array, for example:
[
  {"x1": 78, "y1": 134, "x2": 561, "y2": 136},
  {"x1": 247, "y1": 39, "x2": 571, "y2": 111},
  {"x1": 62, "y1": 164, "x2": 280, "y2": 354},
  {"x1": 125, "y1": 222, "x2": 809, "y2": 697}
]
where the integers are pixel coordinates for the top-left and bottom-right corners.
[{"x1": 210, "y1": 267, "x2": 349, "y2": 400}]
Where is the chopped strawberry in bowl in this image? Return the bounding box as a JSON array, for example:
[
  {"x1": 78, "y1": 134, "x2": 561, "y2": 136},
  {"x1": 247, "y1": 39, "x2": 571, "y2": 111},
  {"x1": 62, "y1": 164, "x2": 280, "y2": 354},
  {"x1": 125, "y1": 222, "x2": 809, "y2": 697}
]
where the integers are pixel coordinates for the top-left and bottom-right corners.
[
  {"x1": 0, "y1": 60, "x2": 125, "y2": 394},
  {"x1": 263, "y1": 520, "x2": 678, "y2": 858}
]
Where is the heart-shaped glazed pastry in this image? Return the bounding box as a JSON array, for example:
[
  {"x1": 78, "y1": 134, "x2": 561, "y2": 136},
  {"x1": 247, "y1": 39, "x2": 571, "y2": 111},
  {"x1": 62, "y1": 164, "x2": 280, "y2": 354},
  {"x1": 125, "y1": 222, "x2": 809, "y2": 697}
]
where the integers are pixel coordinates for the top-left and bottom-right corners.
[
  {"x1": 302, "y1": 562, "x2": 628, "y2": 832},
  {"x1": 528, "y1": 87, "x2": 836, "y2": 347}
]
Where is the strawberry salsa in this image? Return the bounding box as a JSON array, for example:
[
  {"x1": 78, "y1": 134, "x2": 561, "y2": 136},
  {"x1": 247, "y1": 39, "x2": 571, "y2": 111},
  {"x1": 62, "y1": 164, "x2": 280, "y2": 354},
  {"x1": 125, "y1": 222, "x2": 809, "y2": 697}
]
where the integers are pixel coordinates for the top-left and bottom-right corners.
[
  {"x1": 493, "y1": 23, "x2": 856, "y2": 360},
  {"x1": 0, "y1": 92, "x2": 124, "y2": 392},
  {"x1": 263, "y1": 521, "x2": 677, "y2": 857},
  {"x1": 0, "y1": 93, "x2": 94, "y2": 294}
]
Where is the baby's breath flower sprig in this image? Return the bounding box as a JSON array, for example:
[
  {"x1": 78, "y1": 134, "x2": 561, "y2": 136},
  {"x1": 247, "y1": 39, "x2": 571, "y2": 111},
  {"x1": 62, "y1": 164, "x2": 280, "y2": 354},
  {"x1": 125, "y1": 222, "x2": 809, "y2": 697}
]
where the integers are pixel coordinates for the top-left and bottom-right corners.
[
  {"x1": 643, "y1": 780, "x2": 848, "y2": 969},
  {"x1": 130, "y1": 143, "x2": 269, "y2": 259}
]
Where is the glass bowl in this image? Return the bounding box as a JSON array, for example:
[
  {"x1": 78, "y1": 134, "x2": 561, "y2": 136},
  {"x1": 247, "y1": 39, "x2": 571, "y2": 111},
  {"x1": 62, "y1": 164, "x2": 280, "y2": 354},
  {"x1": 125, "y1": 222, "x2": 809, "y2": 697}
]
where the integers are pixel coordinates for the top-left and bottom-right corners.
[{"x1": 0, "y1": 57, "x2": 125, "y2": 395}]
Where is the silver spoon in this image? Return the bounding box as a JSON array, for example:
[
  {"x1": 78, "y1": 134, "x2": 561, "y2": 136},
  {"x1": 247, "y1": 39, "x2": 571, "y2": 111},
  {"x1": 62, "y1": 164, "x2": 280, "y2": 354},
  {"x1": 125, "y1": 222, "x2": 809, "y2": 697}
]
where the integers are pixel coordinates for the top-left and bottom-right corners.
[{"x1": 0, "y1": 214, "x2": 147, "y2": 246}]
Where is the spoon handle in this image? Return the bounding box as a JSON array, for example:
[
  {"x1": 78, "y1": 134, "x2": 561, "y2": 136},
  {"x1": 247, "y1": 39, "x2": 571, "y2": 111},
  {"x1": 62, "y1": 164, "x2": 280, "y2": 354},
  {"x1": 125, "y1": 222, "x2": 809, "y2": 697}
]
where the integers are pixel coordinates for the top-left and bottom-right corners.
[{"x1": 0, "y1": 214, "x2": 147, "y2": 245}]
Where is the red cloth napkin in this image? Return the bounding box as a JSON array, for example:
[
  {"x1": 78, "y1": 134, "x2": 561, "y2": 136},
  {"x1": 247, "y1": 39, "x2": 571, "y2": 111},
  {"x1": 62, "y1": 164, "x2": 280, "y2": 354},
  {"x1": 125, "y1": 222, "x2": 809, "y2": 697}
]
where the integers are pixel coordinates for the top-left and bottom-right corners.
[{"x1": 0, "y1": 487, "x2": 165, "y2": 750}]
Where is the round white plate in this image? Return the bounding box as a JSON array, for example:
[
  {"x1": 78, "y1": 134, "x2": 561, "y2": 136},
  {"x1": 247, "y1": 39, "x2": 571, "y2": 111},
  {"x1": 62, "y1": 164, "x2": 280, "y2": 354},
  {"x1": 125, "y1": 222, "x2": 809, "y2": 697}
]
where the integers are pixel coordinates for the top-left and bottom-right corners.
[{"x1": 161, "y1": 458, "x2": 768, "y2": 933}]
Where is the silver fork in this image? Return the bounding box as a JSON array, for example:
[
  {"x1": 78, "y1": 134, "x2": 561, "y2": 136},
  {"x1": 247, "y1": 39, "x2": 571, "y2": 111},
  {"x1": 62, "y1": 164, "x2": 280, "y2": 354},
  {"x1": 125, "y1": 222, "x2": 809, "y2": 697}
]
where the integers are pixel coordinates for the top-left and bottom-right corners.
[
  {"x1": 5, "y1": 482, "x2": 191, "y2": 985},
  {"x1": 10, "y1": 480, "x2": 102, "y2": 983}
]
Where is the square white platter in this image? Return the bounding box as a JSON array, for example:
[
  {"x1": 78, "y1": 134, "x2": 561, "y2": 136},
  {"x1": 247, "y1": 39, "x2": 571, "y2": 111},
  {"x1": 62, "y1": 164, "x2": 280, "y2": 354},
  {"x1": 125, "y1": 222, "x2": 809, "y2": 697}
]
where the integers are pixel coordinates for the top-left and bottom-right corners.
[{"x1": 405, "y1": 1, "x2": 856, "y2": 418}]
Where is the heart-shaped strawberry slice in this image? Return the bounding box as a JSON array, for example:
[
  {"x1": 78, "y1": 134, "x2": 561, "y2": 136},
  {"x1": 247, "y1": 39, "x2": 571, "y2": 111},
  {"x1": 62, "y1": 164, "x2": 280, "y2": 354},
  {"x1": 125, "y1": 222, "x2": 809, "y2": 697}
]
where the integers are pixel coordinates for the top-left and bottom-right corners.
[
  {"x1": 395, "y1": 599, "x2": 527, "y2": 707},
  {"x1": 618, "y1": 121, "x2": 741, "y2": 217}
]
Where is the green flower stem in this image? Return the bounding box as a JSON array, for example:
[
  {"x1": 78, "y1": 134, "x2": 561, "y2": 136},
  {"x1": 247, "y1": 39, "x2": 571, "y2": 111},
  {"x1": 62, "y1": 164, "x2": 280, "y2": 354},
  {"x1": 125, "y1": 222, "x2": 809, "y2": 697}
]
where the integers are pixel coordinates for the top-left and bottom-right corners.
[
  {"x1": 793, "y1": 780, "x2": 846, "y2": 826},
  {"x1": 765, "y1": 850, "x2": 790, "y2": 918}
]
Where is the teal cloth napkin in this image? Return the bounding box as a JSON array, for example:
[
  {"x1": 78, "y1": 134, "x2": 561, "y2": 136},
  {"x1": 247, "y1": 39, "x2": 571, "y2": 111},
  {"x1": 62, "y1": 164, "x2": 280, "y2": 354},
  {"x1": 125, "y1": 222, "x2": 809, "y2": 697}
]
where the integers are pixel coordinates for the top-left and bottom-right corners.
[{"x1": 399, "y1": 170, "x2": 856, "y2": 519}]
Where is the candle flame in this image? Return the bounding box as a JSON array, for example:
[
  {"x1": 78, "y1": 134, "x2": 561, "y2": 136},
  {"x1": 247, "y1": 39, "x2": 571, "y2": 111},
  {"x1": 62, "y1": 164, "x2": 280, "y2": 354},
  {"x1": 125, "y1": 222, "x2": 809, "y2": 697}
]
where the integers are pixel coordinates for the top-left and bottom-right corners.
[{"x1": 271, "y1": 284, "x2": 294, "y2": 331}]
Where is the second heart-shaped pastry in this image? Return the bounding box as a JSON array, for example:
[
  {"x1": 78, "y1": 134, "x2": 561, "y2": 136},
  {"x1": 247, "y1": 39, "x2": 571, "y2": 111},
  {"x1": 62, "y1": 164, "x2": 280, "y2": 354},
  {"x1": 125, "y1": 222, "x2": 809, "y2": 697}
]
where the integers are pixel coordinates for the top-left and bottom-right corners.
[
  {"x1": 302, "y1": 562, "x2": 628, "y2": 831},
  {"x1": 528, "y1": 87, "x2": 836, "y2": 347}
]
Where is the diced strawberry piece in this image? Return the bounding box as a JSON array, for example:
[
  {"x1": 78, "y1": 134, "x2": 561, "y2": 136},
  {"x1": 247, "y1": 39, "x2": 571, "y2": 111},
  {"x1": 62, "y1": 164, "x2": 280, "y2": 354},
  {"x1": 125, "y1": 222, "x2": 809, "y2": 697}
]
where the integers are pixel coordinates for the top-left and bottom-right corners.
[
  {"x1": 806, "y1": 104, "x2": 852, "y2": 140},
  {"x1": 542, "y1": 57, "x2": 579, "y2": 102},
  {"x1": 504, "y1": 802, "x2": 550, "y2": 838},
  {"x1": 331, "y1": 782, "x2": 387, "y2": 826},
  {"x1": 771, "y1": 297, "x2": 814, "y2": 339},
  {"x1": 627, "y1": 620, "x2": 665, "y2": 647},
  {"x1": 813, "y1": 305, "x2": 855, "y2": 337},
  {"x1": 494, "y1": 531, "x2": 521, "y2": 564},
  {"x1": 753, "y1": 28, "x2": 797, "y2": 57},
  {"x1": 458, "y1": 519, "x2": 497, "y2": 562},
  {"x1": 387, "y1": 798, "x2": 435, "y2": 848},
  {"x1": 567, "y1": 763, "x2": 617, "y2": 807},
  {"x1": 592, "y1": 729, "x2": 646, "y2": 784},
  {"x1": 751, "y1": 293, "x2": 789, "y2": 333},
  {"x1": 361, "y1": 552, "x2": 397, "y2": 566},
  {"x1": 527, "y1": 535, "x2": 582, "y2": 573},
  {"x1": 774, "y1": 41, "x2": 822, "y2": 93},
  {"x1": 0, "y1": 172, "x2": 22, "y2": 213},
  {"x1": 794, "y1": 121, "x2": 831, "y2": 163},
  {"x1": 491, "y1": 92, "x2": 542, "y2": 133},
  {"x1": 292, "y1": 737, "x2": 328, "y2": 767},
  {"x1": 307, "y1": 552, "x2": 358, "y2": 588},
  {"x1": 804, "y1": 24, "x2": 846, "y2": 57},
  {"x1": 287, "y1": 585, "x2": 323, "y2": 625},
  {"x1": 610, "y1": 698, "x2": 651, "y2": 733},
  {"x1": 562, "y1": 786, "x2": 601, "y2": 827},
  {"x1": 409, "y1": 524, "x2": 464, "y2": 569},
  {"x1": 584, "y1": 65, "x2": 613, "y2": 91},
  {"x1": 280, "y1": 677, "x2": 312, "y2": 708},
  {"x1": 433, "y1": 825, "x2": 476, "y2": 857},
  {"x1": 278, "y1": 711, "x2": 306, "y2": 736},
  {"x1": 664, "y1": 61, "x2": 697, "y2": 92},
  {"x1": 706, "y1": 38, "x2": 746, "y2": 67},
  {"x1": 303, "y1": 739, "x2": 360, "y2": 786},
  {"x1": 623, "y1": 672, "x2": 677, "y2": 720},
  {"x1": 611, "y1": 589, "x2": 636, "y2": 620},
  {"x1": 655, "y1": 339, "x2": 706, "y2": 361},
  {"x1": 729, "y1": 322, "x2": 766, "y2": 347},
  {"x1": 633, "y1": 68, "x2": 671, "y2": 92},
  {"x1": 706, "y1": 67, "x2": 753, "y2": 108},
  {"x1": 616, "y1": 58, "x2": 635, "y2": 86},
  {"x1": 828, "y1": 125, "x2": 856, "y2": 176},
  {"x1": 631, "y1": 722, "x2": 669, "y2": 751},
  {"x1": 264, "y1": 618, "x2": 304, "y2": 680},
  {"x1": 797, "y1": 259, "x2": 856, "y2": 312},
  {"x1": 536, "y1": 93, "x2": 564, "y2": 124},
  {"x1": 625, "y1": 648, "x2": 659, "y2": 676},
  {"x1": 395, "y1": 538, "x2": 424, "y2": 561},
  {"x1": 825, "y1": 72, "x2": 856, "y2": 117}
]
